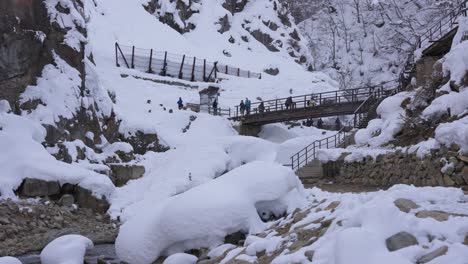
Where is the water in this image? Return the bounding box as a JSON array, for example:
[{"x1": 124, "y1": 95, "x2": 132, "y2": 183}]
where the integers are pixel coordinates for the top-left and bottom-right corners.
[{"x1": 17, "y1": 244, "x2": 119, "y2": 264}]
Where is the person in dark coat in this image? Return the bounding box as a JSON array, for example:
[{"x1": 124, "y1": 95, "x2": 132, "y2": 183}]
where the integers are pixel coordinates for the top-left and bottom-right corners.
[
  {"x1": 258, "y1": 102, "x2": 265, "y2": 113},
  {"x1": 335, "y1": 117, "x2": 342, "y2": 130},
  {"x1": 212, "y1": 99, "x2": 218, "y2": 115},
  {"x1": 239, "y1": 100, "x2": 245, "y2": 116},
  {"x1": 177, "y1": 97, "x2": 184, "y2": 110},
  {"x1": 317, "y1": 118, "x2": 323, "y2": 129},
  {"x1": 285, "y1": 96, "x2": 293, "y2": 110}
]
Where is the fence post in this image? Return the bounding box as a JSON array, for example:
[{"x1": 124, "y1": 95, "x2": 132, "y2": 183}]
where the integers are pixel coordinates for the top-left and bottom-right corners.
[
  {"x1": 248, "y1": 71, "x2": 250, "y2": 78},
  {"x1": 225, "y1": 65, "x2": 228, "y2": 74},
  {"x1": 131, "y1": 46, "x2": 135, "y2": 69},
  {"x1": 179, "y1": 55, "x2": 186, "y2": 79},
  {"x1": 148, "y1": 49, "x2": 153, "y2": 73},
  {"x1": 259, "y1": 73, "x2": 262, "y2": 79},
  {"x1": 304, "y1": 95, "x2": 307, "y2": 107},
  {"x1": 214, "y1": 62, "x2": 218, "y2": 79},
  {"x1": 237, "y1": 68, "x2": 240, "y2": 77},
  {"x1": 115, "y1": 43, "x2": 119, "y2": 67},
  {"x1": 191, "y1": 57, "x2": 196, "y2": 82},
  {"x1": 160, "y1": 52, "x2": 167, "y2": 76},
  {"x1": 203, "y1": 59, "x2": 206, "y2": 81}
]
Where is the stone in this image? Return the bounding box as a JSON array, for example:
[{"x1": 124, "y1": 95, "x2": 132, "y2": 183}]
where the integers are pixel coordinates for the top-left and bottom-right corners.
[
  {"x1": 110, "y1": 164, "x2": 146, "y2": 187},
  {"x1": 464, "y1": 233, "x2": 468, "y2": 245},
  {"x1": 304, "y1": 250, "x2": 314, "y2": 261},
  {"x1": 458, "y1": 155, "x2": 468, "y2": 164},
  {"x1": 461, "y1": 166, "x2": 468, "y2": 184},
  {"x1": 415, "y1": 210, "x2": 450, "y2": 222},
  {"x1": 443, "y1": 175, "x2": 455, "y2": 186},
  {"x1": 19, "y1": 178, "x2": 60, "y2": 197},
  {"x1": 386, "y1": 231, "x2": 418, "y2": 251},
  {"x1": 324, "y1": 201, "x2": 340, "y2": 211},
  {"x1": 74, "y1": 186, "x2": 110, "y2": 214},
  {"x1": 416, "y1": 246, "x2": 448, "y2": 263},
  {"x1": 58, "y1": 194, "x2": 75, "y2": 207},
  {"x1": 224, "y1": 231, "x2": 246, "y2": 245},
  {"x1": 394, "y1": 198, "x2": 420, "y2": 213}
]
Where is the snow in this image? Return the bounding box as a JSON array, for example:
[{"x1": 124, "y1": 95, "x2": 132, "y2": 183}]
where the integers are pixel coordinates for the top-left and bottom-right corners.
[
  {"x1": 20, "y1": 53, "x2": 83, "y2": 126},
  {"x1": 434, "y1": 116, "x2": 468, "y2": 154},
  {"x1": 0, "y1": 112, "x2": 114, "y2": 199},
  {"x1": 162, "y1": 253, "x2": 198, "y2": 264},
  {"x1": 115, "y1": 161, "x2": 306, "y2": 264},
  {"x1": 355, "y1": 91, "x2": 414, "y2": 147},
  {"x1": 422, "y1": 88, "x2": 468, "y2": 120},
  {"x1": 0, "y1": 257, "x2": 21, "y2": 264},
  {"x1": 40, "y1": 235, "x2": 94, "y2": 264},
  {"x1": 207, "y1": 244, "x2": 236, "y2": 258},
  {"x1": 269, "y1": 185, "x2": 468, "y2": 264}
]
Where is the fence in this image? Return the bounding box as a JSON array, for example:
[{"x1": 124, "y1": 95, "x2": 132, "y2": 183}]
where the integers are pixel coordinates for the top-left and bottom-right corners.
[{"x1": 115, "y1": 43, "x2": 262, "y2": 83}]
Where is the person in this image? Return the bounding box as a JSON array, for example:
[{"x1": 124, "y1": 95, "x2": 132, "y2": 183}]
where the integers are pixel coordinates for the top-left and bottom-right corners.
[
  {"x1": 306, "y1": 118, "x2": 313, "y2": 127},
  {"x1": 258, "y1": 102, "x2": 265, "y2": 113},
  {"x1": 212, "y1": 99, "x2": 218, "y2": 115},
  {"x1": 285, "y1": 96, "x2": 292, "y2": 110},
  {"x1": 335, "y1": 117, "x2": 341, "y2": 130},
  {"x1": 245, "y1": 97, "x2": 251, "y2": 115},
  {"x1": 308, "y1": 98, "x2": 316, "y2": 107},
  {"x1": 177, "y1": 97, "x2": 184, "y2": 110},
  {"x1": 239, "y1": 100, "x2": 245, "y2": 116},
  {"x1": 317, "y1": 118, "x2": 323, "y2": 129}
]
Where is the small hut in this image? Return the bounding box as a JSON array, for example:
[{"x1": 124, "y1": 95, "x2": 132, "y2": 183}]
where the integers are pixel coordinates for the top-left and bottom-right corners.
[{"x1": 199, "y1": 85, "x2": 219, "y2": 113}]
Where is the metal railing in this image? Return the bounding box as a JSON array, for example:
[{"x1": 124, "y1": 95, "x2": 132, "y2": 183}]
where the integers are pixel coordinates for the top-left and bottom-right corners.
[
  {"x1": 115, "y1": 43, "x2": 262, "y2": 83},
  {"x1": 208, "y1": 106, "x2": 231, "y2": 117},
  {"x1": 289, "y1": 86, "x2": 401, "y2": 171},
  {"x1": 232, "y1": 80, "x2": 398, "y2": 119}
]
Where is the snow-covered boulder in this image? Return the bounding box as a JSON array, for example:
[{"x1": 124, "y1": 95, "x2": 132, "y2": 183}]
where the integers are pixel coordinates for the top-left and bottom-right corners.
[
  {"x1": 0, "y1": 257, "x2": 21, "y2": 264},
  {"x1": 115, "y1": 161, "x2": 305, "y2": 264},
  {"x1": 40, "y1": 235, "x2": 94, "y2": 264},
  {"x1": 162, "y1": 253, "x2": 198, "y2": 264}
]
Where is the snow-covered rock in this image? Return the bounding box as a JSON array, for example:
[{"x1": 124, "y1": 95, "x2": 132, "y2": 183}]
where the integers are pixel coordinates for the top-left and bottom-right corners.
[
  {"x1": 40, "y1": 235, "x2": 94, "y2": 264},
  {"x1": 0, "y1": 257, "x2": 21, "y2": 264},
  {"x1": 115, "y1": 161, "x2": 305, "y2": 263}
]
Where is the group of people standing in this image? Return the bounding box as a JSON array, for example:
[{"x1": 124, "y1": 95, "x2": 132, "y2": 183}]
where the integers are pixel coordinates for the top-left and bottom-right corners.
[
  {"x1": 238, "y1": 98, "x2": 252, "y2": 116},
  {"x1": 303, "y1": 117, "x2": 342, "y2": 130}
]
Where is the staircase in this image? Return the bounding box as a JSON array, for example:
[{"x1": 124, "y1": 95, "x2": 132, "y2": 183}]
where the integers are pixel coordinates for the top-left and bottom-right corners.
[
  {"x1": 296, "y1": 160, "x2": 323, "y2": 187},
  {"x1": 356, "y1": 98, "x2": 383, "y2": 129}
]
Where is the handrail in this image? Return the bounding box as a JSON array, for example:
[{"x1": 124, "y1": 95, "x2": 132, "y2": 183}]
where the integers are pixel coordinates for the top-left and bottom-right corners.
[
  {"x1": 232, "y1": 80, "x2": 399, "y2": 119},
  {"x1": 289, "y1": 85, "x2": 401, "y2": 171}
]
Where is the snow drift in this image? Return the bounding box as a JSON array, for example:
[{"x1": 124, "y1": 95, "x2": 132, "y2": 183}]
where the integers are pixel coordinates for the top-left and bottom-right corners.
[{"x1": 115, "y1": 161, "x2": 305, "y2": 264}]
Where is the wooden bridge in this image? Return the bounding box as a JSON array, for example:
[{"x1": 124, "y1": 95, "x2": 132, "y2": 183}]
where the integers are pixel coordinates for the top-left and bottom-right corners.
[{"x1": 230, "y1": 80, "x2": 398, "y2": 126}]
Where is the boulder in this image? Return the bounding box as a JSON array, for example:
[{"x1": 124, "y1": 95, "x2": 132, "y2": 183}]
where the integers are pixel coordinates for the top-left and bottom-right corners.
[
  {"x1": 415, "y1": 210, "x2": 450, "y2": 222},
  {"x1": 110, "y1": 164, "x2": 146, "y2": 187},
  {"x1": 74, "y1": 186, "x2": 110, "y2": 214},
  {"x1": 416, "y1": 246, "x2": 448, "y2": 263},
  {"x1": 19, "y1": 178, "x2": 60, "y2": 197},
  {"x1": 304, "y1": 250, "x2": 314, "y2": 261},
  {"x1": 385, "y1": 231, "x2": 418, "y2": 252},
  {"x1": 58, "y1": 194, "x2": 75, "y2": 207},
  {"x1": 394, "y1": 198, "x2": 420, "y2": 213}
]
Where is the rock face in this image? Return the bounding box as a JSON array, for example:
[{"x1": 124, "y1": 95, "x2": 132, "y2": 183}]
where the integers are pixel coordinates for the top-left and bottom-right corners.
[
  {"x1": 124, "y1": 131, "x2": 169, "y2": 155},
  {"x1": 416, "y1": 246, "x2": 448, "y2": 264},
  {"x1": 394, "y1": 198, "x2": 420, "y2": 213},
  {"x1": 385, "y1": 231, "x2": 418, "y2": 252},
  {"x1": 19, "y1": 178, "x2": 61, "y2": 197},
  {"x1": 17, "y1": 178, "x2": 109, "y2": 213},
  {"x1": 110, "y1": 164, "x2": 146, "y2": 187}
]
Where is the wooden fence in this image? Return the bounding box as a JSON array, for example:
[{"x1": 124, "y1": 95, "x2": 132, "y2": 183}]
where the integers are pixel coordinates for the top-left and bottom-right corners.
[{"x1": 115, "y1": 43, "x2": 262, "y2": 83}]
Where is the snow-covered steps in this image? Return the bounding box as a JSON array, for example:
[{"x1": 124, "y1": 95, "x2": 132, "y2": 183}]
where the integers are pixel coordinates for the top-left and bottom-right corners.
[{"x1": 296, "y1": 160, "x2": 323, "y2": 186}]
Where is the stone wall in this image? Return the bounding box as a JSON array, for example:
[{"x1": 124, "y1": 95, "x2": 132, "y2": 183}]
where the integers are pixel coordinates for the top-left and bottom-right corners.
[{"x1": 323, "y1": 146, "x2": 468, "y2": 188}]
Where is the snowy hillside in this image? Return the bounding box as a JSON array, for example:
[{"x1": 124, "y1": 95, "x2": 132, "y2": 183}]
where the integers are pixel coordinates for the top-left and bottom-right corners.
[{"x1": 1, "y1": 0, "x2": 468, "y2": 263}]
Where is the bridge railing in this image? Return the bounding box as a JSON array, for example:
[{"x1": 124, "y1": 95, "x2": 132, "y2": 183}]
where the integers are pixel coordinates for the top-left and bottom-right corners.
[
  {"x1": 289, "y1": 86, "x2": 401, "y2": 171},
  {"x1": 416, "y1": 0, "x2": 468, "y2": 49},
  {"x1": 115, "y1": 43, "x2": 262, "y2": 83},
  {"x1": 232, "y1": 80, "x2": 398, "y2": 119}
]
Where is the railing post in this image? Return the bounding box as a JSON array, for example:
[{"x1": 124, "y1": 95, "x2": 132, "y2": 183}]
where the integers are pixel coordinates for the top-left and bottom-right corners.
[
  {"x1": 191, "y1": 57, "x2": 196, "y2": 82},
  {"x1": 237, "y1": 68, "x2": 240, "y2": 77},
  {"x1": 225, "y1": 65, "x2": 228, "y2": 74},
  {"x1": 248, "y1": 71, "x2": 250, "y2": 78},
  {"x1": 179, "y1": 55, "x2": 185, "y2": 79},
  {"x1": 148, "y1": 49, "x2": 153, "y2": 73},
  {"x1": 304, "y1": 95, "x2": 307, "y2": 108},
  {"x1": 203, "y1": 59, "x2": 206, "y2": 81},
  {"x1": 115, "y1": 43, "x2": 119, "y2": 67},
  {"x1": 214, "y1": 62, "x2": 218, "y2": 79},
  {"x1": 131, "y1": 46, "x2": 135, "y2": 69}
]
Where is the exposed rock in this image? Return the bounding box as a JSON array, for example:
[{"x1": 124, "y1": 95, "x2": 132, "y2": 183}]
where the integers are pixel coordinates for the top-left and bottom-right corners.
[
  {"x1": 464, "y1": 233, "x2": 468, "y2": 245},
  {"x1": 415, "y1": 210, "x2": 450, "y2": 222},
  {"x1": 123, "y1": 131, "x2": 169, "y2": 155},
  {"x1": 324, "y1": 201, "x2": 340, "y2": 211},
  {"x1": 58, "y1": 194, "x2": 75, "y2": 207},
  {"x1": 304, "y1": 250, "x2": 314, "y2": 261},
  {"x1": 217, "y1": 14, "x2": 231, "y2": 33},
  {"x1": 110, "y1": 164, "x2": 146, "y2": 187},
  {"x1": 75, "y1": 186, "x2": 110, "y2": 214},
  {"x1": 249, "y1": 30, "x2": 279, "y2": 52},
  {"x1": 19, "y1": 178, "x2": 60, "y2": 197},
  {"x1": 224, "y1": 231, "x2": 246, "y2": 245},
  {"x1": 394, "y1": 198, "x2": 420, "y2": 213},
  {"x1": 264, "y1": 67, "x2": 280, "y2": 76},
  {"x1": 222, "y1": 0, "x2": 248, "y2": 14},
  {"x1": 416, "y1": 246, "x2": 448, "y2": 263},
  {"x1": 385, "y1": 231, "x2": 418, "y2": 251}
]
